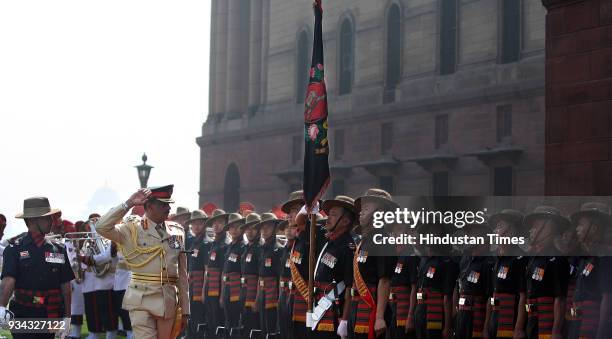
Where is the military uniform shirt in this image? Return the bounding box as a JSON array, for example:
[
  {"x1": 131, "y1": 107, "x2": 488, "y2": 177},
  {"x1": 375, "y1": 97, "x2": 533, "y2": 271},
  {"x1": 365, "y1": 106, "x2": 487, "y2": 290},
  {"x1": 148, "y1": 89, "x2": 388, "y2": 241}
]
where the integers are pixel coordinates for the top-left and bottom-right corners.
[
  {"x1": 280, "y1": 242, "x2": 293, "y2": 280},
  {"x1": 457, "y1": 256, "x2": 493, "y2": 296},
  {"x1": 259, "y1": 241, "x2": 282, "y2": 278},
  {"x1": 314, "y1": 231, "x2": 354, "y2": 285},
  {"x1": 356, "y1": 231, "x2": 397, "y2": 285},
  {"x1": 417, "y1": 256, "x2": 458, "y2": 295},
  {"x1": 391, "y1": 254, "x2": 419, "y2": 287},
  {"x1": 525, "y1": 256, "x2": 569, "y2": 298},
  {"x1": 291, "y1": 222, "x2": 326, "y2": 280},
  {"x1": 223, "y1": 242, "x2": 244, "y2": 274},
  {"x1": 491, "y1": 256, "x2": 528, "y2": 295},
  {"x1": 241, "y1": 242, "x2": 261, "y2": 276},
  {"x1": 207, "y1": 237, "x2": 227, "y2": 270},
  {"x1": 188, "y1": 236, "x2": 210, "y2": 271},
  {"x1": 1, "y1": 232, "x2": 74, "y2": 290},
  {"x1": 574, "y1": 256, "x2": 612, "y2": 302}
]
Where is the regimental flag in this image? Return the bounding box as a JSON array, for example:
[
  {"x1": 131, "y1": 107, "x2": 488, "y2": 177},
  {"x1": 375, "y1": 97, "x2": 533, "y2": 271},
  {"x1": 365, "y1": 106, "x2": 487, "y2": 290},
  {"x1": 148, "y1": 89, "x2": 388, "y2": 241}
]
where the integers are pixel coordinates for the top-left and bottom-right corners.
[{"x1": 303, "y1": 0, "x2": 330, "y2": 211}]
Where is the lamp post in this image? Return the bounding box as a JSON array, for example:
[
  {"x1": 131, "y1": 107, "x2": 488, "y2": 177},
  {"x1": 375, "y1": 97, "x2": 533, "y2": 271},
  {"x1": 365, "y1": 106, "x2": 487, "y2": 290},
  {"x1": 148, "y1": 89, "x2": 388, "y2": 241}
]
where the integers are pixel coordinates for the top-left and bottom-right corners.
[{"x1": 136, "y1": 153, "x2": 153, "y2": 188}]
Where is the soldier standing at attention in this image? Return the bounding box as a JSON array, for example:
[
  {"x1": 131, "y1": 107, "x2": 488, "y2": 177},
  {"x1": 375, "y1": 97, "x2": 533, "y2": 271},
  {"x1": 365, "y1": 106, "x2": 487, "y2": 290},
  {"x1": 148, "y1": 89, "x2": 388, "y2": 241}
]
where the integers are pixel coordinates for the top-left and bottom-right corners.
[
  {"x1": 185, "y1": 209, "x2": 210, "y2": 338},
  {"x1": 220, "y1": 213, "x2": 246, "y2": 339},
  {"x1": 202, "y1": 209, "x2": 229, "y2": 338},
  {"x1": 240, "y1": 212, "x2": 262, "y2": 339},
  {"x1": 95, "y1": 186, "x2": 190, "y2": 338},
  {"x1": 256, "y1": 213, "x2": 283, "y2": 338}
]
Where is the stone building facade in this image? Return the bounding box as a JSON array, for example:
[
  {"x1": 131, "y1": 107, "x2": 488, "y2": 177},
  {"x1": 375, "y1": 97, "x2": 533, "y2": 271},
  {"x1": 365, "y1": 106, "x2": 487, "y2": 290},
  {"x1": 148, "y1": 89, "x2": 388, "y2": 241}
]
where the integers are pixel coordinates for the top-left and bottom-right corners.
[{"x1": 197, "y1": 0, "x2": 547, "y2": 211}]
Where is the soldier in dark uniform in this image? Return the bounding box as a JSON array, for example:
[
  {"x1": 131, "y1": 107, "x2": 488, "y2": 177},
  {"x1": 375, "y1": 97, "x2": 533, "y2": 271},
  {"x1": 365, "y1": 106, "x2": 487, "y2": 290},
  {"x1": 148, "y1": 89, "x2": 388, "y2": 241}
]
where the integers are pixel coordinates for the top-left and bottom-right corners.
[
  {"x1": 256, "y1": 213, "x2": 283, "y2": 337},
  {"x1": 288, "y1": 191, "x2": 327, "y2": 339},
  {"x1": 185, "y1": 209, "x2": 210, "y2": 338},
  {"x1": 484, "y1": 209, "x2": 528, "y2": 339},
  {"x1": 348, "y1": 189, "x2": 399, "y2": 339},
  {"x1": 310, "y1": 196, "x2": 357, "y2": 339},
  {"x1": 221, "y1": 213, "x2": 247, "y2": 339},
  {"x1": 0, "y1": 197, "x2": 74, "y2": 339},
  {"x1": 278, "y1": 218, "x2": 297, "y2": 339},
  {"x1": 521, "y1": 206, "x2": 570, "y2": 339},
  {"x1": 413, "y1": 220, "x2": 458, "y2": 339},
  {"x1": 387, "y1": 222, "x2": 419, "y2": 339},
  {"x1": 202, "y1": 209, "x2": 228, "y2": 338},
  {"x1": 241, "y1": 213, "x2": 262, "y2": 339},
  {"x1": 453, "y1": 222, "x2": 494, "y2": 339},
  {"x1": 567, "y1": 202, "x2": 612, "y2": 339}
]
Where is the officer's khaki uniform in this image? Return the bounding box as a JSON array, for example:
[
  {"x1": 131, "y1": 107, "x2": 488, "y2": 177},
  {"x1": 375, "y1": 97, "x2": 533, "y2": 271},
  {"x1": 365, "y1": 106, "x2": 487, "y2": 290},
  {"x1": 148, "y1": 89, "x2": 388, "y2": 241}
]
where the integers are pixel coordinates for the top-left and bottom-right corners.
[{"x1": 96, "y1": 205, "x2": 190, "y2": 339}]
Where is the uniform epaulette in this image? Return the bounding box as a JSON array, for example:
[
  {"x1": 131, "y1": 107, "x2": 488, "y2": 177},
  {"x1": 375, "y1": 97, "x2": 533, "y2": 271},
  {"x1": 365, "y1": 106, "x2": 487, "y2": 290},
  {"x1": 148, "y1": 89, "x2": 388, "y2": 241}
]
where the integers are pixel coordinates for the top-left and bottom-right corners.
[
  {"x1": 125, "y1": 215, "x2": 142, "y2": 224},
  {"x1": 9, "y1": 232, "x2": 28, "y2": 246}
]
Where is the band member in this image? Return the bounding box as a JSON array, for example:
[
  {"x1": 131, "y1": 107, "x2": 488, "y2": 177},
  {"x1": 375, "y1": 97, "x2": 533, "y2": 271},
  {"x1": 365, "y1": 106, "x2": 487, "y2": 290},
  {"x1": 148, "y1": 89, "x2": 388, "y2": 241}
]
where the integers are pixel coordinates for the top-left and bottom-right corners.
[
  {"x1": 311, "y1": 196, "x2": 357, "y2": 338},
  {"x1": 112, "y1": 242, "x2": 133, "y2": 339},
  {"x1": 567, "y1": 202, "x2": 612, "y2": 338},
  {"x1": 0, "y1": 197, "x2": 73, "y2": 339},
  {"x1": 484, "y1": 209, "x2": 528, "y2": 339},
  {"x1": 95, "y1": 186, "x2": 190, "y2": 338},
  {"x1": 241, "y1": 213, "x2": 262, "y2": 339},
  {"x1": 80, "y1": 216, "x2": 118, "y2": 339},
  {"x1": 221, "y1": 213, "x2": 246, "y2": 339},
  {"x1": 186, "y1": 209, "x2": 210, "y2": 338},
  {"x1": 256, "y1": 213, "x2": 283, "y2": 337},
  {"x1": 349, "y1": 189, "x2": 398, "y2": 339},
  {"x1": 202, "y1": 209, "x2": 229, "y2": 338},
  {"x1": 521, "y1": 206, "x2": 570, "y2": 339},
  {"x1": 66, "y1": 221, "x2": 86, "y2": 339}
]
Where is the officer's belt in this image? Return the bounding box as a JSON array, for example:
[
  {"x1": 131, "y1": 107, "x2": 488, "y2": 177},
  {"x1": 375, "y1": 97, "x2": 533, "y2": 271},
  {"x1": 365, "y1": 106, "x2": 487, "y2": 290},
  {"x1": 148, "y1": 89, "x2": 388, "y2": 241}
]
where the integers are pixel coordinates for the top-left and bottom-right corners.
[
  {"x1": 311, "y1": 281, "x2": 345, "y2": 330},
  {"x1": 132, "y1": 272, "x2": 178, "y2": 285}
]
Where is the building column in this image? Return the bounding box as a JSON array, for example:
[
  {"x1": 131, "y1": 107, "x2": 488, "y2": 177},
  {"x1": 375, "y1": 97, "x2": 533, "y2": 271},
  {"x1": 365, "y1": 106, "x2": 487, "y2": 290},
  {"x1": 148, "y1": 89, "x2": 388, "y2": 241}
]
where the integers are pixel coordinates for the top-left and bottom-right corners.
[
  {"x1": 213, "y1": 0, "x2": 228, "y2": 120},
  {"x1": 542, "y1": 0, "x2": 612, "y2": 194},
  {"x1": 248, "y1": 0, "x2": 263, "y2": 114},
  {"x1": 225, "y1": 0, "x2": 249, "y2": 119},
  {"x1": 260, "y1": 0, "x2": 270, "y2": 108}
]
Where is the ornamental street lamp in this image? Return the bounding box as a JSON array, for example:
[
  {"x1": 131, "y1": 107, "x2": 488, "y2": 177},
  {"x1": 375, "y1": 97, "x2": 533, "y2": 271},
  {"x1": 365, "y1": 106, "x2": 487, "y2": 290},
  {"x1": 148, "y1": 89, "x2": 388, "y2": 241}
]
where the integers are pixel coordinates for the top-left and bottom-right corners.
[{"x1": 136, "y1": 153, "x2": 153, "y2": 188}]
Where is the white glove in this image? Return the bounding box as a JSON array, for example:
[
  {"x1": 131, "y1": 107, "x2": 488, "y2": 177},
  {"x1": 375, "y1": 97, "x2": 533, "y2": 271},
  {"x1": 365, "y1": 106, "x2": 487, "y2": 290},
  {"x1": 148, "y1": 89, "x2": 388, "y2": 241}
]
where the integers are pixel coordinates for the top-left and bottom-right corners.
[
  {"x1": 298, "y1": 201, "x2": 320, "y2": 216},
  {"x1": 337, "y1": 319, "x2": 348, "y2": 337},
  {"x1": 0, "y1": 306, "x2": 13, "y2": 323}
]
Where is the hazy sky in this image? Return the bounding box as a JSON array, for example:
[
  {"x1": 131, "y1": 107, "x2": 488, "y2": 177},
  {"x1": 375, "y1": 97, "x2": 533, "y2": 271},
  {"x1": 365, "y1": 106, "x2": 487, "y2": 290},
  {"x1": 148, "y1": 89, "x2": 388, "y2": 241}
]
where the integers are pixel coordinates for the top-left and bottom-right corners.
[{"x1": 0, "y1": 1, "x2": 211, "y2": 237}]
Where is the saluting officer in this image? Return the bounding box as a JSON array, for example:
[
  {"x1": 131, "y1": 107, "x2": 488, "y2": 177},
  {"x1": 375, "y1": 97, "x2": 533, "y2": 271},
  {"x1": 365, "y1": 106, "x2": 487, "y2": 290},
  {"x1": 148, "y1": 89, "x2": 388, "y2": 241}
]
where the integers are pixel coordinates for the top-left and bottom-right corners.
[
  {"x1": 221, "y1": 213, "x2": 247, "y2": 339},
  {"x1": 567, "y1": 202, "x2": 612, "y2": 338},
  {"x1": 95, "y1": 186, "x2": 190, "y2": 338},
  {"x1": 256, "y1": 213, "x2": 283, "y2": 337},
  {"x1": 202, "y1": 209, "x2": 228, "y2": 338},
  {"x1": 485, "y1": 209, "x2": 528, "y2": 339},
  {"x1": 349, "y1": 189, "x2": 398, "y2": 339},
  {"x1": 185, "y1": 209, "x2": 210, "y2": 338},
  {"x1": 0, "y1": 197, "x2": 74, "y2": 339},
  {"x1": 521, "y1": 206, "x2": 570, "y2": 339},
  {"x1": 241, "y1": 212, "x2": 262, "y2": 339},
  {"x1": 311, "y1": 196, "x2": 357, "y2": 339}
]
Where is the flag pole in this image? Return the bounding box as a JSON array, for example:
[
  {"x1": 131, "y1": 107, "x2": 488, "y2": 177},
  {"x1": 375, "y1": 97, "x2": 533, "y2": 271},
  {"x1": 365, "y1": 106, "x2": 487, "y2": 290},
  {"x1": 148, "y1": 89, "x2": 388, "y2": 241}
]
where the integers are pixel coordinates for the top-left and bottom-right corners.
[{"x1": 307, "y1": 211, "x2": 317, "y2": 323}]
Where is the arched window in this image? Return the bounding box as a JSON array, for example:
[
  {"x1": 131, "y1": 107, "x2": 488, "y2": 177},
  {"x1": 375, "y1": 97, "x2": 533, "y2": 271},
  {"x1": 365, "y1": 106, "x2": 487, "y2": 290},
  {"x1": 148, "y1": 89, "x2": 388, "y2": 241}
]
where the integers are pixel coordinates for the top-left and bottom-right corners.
[
  {"x1": 223, "y1": 163, "x2": 240, "y2": 212},
  {"x1": 386, "y1": 4, "x2": 401, "y2": 89},
  {"x1": 339, "y1": 18, "x2": 354, "y2": 95},
  {"x1": 296, "y1": 30, "x2": 310, "y2": 103}
]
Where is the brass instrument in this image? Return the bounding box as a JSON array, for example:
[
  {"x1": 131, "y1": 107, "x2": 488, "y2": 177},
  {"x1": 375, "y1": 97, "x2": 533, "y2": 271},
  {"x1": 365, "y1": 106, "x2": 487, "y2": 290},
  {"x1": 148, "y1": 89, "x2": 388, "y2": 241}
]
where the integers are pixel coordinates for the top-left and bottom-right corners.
[{"x1": 64, "y1": 230, "x2": 111, "y2": 278}]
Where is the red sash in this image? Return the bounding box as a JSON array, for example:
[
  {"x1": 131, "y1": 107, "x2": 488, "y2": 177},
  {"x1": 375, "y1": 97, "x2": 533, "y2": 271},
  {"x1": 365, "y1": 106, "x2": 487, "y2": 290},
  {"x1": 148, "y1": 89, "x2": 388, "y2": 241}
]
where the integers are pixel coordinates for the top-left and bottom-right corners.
[
  {"x1": 189, "y1": 270, "x2": 204, "y2": 302},
  {"x1": 353, "y1": 242, "x2": 377, "y2": 339},
  {"x1": 14, "y1": 289, "x2": 62, "y2": 318}
]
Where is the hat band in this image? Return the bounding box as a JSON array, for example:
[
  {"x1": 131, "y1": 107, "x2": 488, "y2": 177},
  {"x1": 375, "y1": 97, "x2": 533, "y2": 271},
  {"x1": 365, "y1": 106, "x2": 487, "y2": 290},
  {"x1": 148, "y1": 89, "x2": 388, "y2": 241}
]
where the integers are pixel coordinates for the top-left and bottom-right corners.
[
  {"x1": 151, "y1": 192, "x2": 171, "y2": 199},
  {"x1": 22, "y1": 207, "x2": 51, "y2": 217}
]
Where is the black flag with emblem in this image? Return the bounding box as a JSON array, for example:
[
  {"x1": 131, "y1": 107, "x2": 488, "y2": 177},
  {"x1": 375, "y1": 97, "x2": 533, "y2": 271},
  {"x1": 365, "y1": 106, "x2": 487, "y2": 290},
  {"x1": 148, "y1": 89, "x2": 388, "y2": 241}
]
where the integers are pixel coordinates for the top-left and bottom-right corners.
[{"x1": 303, "y1": 0, "x2": 330, "y2": 211}]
